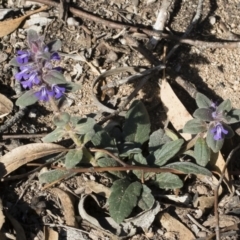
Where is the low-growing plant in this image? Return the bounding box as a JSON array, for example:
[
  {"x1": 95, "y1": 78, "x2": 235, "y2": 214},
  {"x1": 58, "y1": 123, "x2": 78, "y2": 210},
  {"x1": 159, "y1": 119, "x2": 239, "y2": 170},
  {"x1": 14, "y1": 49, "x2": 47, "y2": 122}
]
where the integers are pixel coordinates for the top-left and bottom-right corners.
[{"x1": 9, "y1": 30, "x2": 240, "y2": 224}]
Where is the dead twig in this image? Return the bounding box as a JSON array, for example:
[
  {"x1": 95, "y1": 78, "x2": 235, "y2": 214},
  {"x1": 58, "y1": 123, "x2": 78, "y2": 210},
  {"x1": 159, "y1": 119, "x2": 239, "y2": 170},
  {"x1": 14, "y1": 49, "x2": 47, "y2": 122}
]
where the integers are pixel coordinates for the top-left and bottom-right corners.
[
  {"x1": 214, "y1": 144, "x2": 240, "y2": 240},
  {"x1": 187, "y1": 213, "x2": 212, "y2": 234},
  {"x1": 30, "y1": 0, "x2": 240, "y2": 49},
  {"x1": 90, "y1": 148, "x2": 128, "y2": 167},
  {"x1": 1, "y1": 133, "x2": 46, "y2": 140},
  {"x1": 148, "y1": 0, "x2": 174, "y2": 49}
]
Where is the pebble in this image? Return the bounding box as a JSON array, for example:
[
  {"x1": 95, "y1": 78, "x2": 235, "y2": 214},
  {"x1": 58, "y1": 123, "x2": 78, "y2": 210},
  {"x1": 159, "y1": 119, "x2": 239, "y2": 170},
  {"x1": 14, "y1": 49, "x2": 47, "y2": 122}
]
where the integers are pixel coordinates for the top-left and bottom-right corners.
[
  {"x1": 67, "y1": 17, "x2": 79, "y2": 26},
  {"x1": 209, "y1": 16, "x2": 216, "y2": 25},
  {"x1": 0, "y1": 52, "x2": 8, "y2": 63},
  {"x1": 197, "y1": 231, "x2": 207, "y2": 238}
]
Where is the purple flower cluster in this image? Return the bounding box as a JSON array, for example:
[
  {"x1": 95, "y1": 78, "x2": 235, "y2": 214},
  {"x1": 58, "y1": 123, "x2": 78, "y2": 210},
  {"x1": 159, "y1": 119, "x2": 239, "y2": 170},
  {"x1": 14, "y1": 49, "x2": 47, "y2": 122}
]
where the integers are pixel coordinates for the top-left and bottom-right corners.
[
  {"x1": 13, "y1": 30, "x2": 65, "y2": 101},
  {"x1": 210, "y1": 103, "x2": 228, "y2": 141}
]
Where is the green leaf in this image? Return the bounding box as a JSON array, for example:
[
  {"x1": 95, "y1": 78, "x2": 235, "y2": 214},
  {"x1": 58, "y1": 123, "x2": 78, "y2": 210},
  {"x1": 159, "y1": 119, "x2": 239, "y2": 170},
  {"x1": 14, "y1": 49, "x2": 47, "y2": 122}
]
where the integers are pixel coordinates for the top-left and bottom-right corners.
[
  {"x1": 193, "y1": 108, "x2": 214, "y2": 121},
  {"x1": 16, "y1": 89, "x2": 38, "y2": 107},
  {"x1": 109, "y1": 178, "x2": 142, "y2": 223},
  {"x1": 47, "y1": 39, "x2": 61, "y2": 52},
  {"x1": 123, "y1": 100, "x2": 151, "y2": 145},
  {"x1": 53, "y1": 112, "x2": 70, "y2": 127},
  {"x1": 9, "y1": 57, "x2": 20, "y2": 66},
  {"x1": 195, "y1": 93, "x2": 212, "y2": 108},
  {"x1": 74, "y1": 118, "x2": 96, "y2": 134},
  {"x1": 194, "y1": 137, "x2": 210, "y2": 167},
  {"x1": 65, "y1": 148, "x2": 83, "y2": 169},
  {"x1": 206, "y1": 127, "x2": 224, "y2": 153},
  {"x1": 154, "y1": 139, "x2": 184, "y2": 166},
  {"x1": 27, "y1": 29, "x2": 39, "y2": 43},
  {"x1": 217, "y1": 99, "x2": 231, "y2": 113},
  {"x1": 149, "y1": 129, "x2": 171, "y2": 152},
  {"x1": 165, "y1": 128, "x2": 179, "y2": 141},
  {"x1": 183, "y1": 150, "x2": 195, "y2": 158},
  {"x1": 42, "y1": 127, "x2": 66, "y2": 143},
  {"x1": 44, "y1": 70, "x2": 67, "y2": 85},
  {"x1": 138, "y1": 184, "x2": 155, "y2": 210},
  {"x1": 91, "y1": 130, "x2": 118, "y2": 154},
  {"x1": 165, "y1": 162, "x2": 212, "y2": 176},
  {"x1": 133, "y1": 153, "x2": 151, "y2": 180},
  {"x1": 155, "y1": 173, "x2": 183, "y2": 189},
  {"x1": 98, "y1": 157, "x2": 127, "y2": 178},
  {"x1": 64, "y1": 82, "x2": 81, "y2": 92},
  {"x1": 183, "y1": 119, "x2": 207, "y2": 134},
  {"x1": 39, "y1": 169, "x2": 72, "y2": 184},
  {"x1": 226, "y1": 109, "x2": 240, "y2": 124}
]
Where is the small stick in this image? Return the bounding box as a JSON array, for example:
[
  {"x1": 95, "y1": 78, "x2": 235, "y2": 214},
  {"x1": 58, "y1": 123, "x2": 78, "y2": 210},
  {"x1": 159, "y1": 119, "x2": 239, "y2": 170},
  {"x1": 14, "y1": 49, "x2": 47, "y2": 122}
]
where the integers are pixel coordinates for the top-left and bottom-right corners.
[
  {"x1": 1, "y1": 133, "x2": 46, "y2": 140},
  {"x1": 187, "y1": 213, "x2": 212, "y2": 234},
  {"x1": 89, "y1": 147, "x2": 128, "y2": 167},
  {"x1": 214, "y1": 144, "x2": 240, "y2": 240}
]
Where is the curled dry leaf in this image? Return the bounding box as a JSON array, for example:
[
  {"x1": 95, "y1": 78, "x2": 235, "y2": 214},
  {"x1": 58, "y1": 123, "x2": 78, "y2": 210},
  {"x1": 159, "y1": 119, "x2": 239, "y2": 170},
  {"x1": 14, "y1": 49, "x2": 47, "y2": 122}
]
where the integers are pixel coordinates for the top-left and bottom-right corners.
[
  {"x1": 160, "y1": 79, "x2": 233, "y2": 192},
  {"x1": 0, "y1": 143, "x2": 66, "y2": 178},
  {"x1": 78, "y1": 194, "x2": 160, "y2": 238},
  {"x1": 0, "y1": 5, "x2": 48, "y2": 37},
  {"x1": 50, "y1": 188, "x2": 78, "y2": 227},
  {"x1": 159, "y1": 212, "x2": 195, "y2": 240},
  {"x1": 85, "y1": 180, "x2": 111, "y2": 198},
  {"x1": 0, "y1": 93, "x2": 13, "y2": 118}
]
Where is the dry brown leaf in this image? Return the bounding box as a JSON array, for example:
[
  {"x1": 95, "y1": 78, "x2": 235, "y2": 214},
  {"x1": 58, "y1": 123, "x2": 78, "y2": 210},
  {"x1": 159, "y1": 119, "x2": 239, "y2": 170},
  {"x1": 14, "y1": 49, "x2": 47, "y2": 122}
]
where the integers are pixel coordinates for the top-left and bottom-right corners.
[
  {"x1": 203, "y1": 214, "x2": 239, "y2": 228},
  {"x1": 0, "y1": 143, "x2": 66, "y2": 177},
  {"x1": 0, "y1": 93, "x2": 13, "y2": 118},
  {"x1": 159, "y1": 212, "x2": 195, "y2": 240},
  {"x1": 4, "y1": 211, "x2": 26, "y2": 240},
  {"x1": 85, "y1": 180, "x2": 111, "y2": 198},
  {"x1": 50, "y1": 188, "x2": 78, "y2": 228},
  {"x1": 160, "y1": 79, "x2": 233, "y2": 192},
  {"x1": 44, "y1": 226, "x2": 58, "y2": 240},
  {"x1": 0, "y1": 5, "x2": 48, "y2": 37}
]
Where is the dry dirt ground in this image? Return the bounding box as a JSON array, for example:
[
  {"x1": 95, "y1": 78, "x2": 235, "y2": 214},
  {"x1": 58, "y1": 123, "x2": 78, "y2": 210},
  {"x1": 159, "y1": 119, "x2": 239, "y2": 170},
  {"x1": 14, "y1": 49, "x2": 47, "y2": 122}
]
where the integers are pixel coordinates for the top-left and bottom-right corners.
[{"x1": 1, "y1": 0, "x2": 240, "y2": 239}]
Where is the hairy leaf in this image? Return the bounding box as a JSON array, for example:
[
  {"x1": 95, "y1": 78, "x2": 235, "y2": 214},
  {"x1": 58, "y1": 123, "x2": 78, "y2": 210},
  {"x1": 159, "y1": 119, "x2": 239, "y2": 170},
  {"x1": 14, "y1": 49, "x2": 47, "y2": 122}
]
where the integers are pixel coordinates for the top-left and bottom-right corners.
[
  {"x1": 193, "y1": 108, "x2": 214, "y2": 122},
  {"x1": 98, "y1": 157, "x2": 127, "y2": 178},
  {"x1": 227, "y1": 109, "x2": 240, "y2": 124},
  {"x1": 109, "y1": 178, "x2": 142, "y2": 223},
  {"x1": 155, "y1": 173, "x2": 183, "y2": 189},
  {"x1": 165, "y1": 162, "x2": 212, "y2": 176},
  {"x1": 195, "y1": 93, "x2": 212, "y2": 108},
  {"x1": 53, "y1": 112, "x2": 70, "y2": 127},
  {"x1": 217, "y1": 99, "x2": 231, "y2": 113},
  {"x1": 42, "y1": 127, "x2": 66, "y2": 143},
  {"x1": 154, "y1": 139, "x2": 184, "y2": 166},
  {"x1": 123, "y1": 100, "x2": 151, "y2": 145},
  {"x1": 148, "y1": 129, "x2": 171, "y2": 152},
  {"x1": 44, "y1": 70, "x2": 67, "y2": 85},
  {"x1": 183, "y1": 119, "x2": 207, "y2": 134},
  {"x1": 39, "y1": 169, "x2": 72, "y2": 184},
  {"x1": 64, "y1": 82, "x2": 81, "y2": 92},
  {"x1": 65, "y1": 148, "x2": 83, "y2": 169},
  {"x1": 138, "y1": 184, "x2": 155, "y2": 210},
  {"x1": 194, "y1": 137, "x2": 210, "y2": 167},
  {"x1": 74, "y1": 118, "x2": 96, "y2": 134},
  {"x1": 16, "y1": 89, "x2": 38, "y2": 107}
]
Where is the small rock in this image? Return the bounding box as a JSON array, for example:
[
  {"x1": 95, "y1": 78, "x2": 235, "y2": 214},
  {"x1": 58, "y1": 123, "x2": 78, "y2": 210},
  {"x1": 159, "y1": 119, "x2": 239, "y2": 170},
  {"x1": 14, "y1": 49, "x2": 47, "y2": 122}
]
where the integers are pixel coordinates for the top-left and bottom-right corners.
[
  {"x1": 105, "y1": 50, "x2": 118, "y2": 63},
  {"x1": 132, "y1": 0, "x2": 139, "y2": 7},
  {"x1": 197, "y1": 231, "x2": 207, "y2": 238},
  {"x1": 67, "y1": 17, "x2": 79, "y2": 26},
  {"x1": 209, "y1": 16, "x2": 216, "y2": 25},
  {"x1": 0, "y1": 52, "x2": 8, "y2": 63}
]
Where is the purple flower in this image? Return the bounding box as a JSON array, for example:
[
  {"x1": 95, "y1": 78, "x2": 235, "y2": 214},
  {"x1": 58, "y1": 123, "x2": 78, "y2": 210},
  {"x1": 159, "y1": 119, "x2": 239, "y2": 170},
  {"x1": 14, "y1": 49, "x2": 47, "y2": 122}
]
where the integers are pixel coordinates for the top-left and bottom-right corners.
[
  {"x1": 21, "y1": 72, "x2": 40, "y2": 89},
  {"x1": 15, "y1": 65, "x2": 32, "y2": 81},
  {"x1": 35, "y1": 86, "x2": 54, "y2": 101},
  {"x1": 16, "y1": 50, "x2": 31, "y2": 64},
  {"x1": 52, "y1": 85, "x2": 65, "y2": 98},
  {"x1": 51, "y1": 52, "x2": 60, "y2": 60},
  {"x1": 211, "y1": 123, "x2": 228, "y2": 141}
]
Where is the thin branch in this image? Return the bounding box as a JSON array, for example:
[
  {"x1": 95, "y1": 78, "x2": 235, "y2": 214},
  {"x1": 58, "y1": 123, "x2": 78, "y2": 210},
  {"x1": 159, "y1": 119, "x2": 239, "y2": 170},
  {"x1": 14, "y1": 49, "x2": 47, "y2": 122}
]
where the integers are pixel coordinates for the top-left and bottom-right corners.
[
  {"x1": 148, "y1": 0, "x2": 174, "y2": 49},
  {"x1": 30, "y1": 0, "x2": 240, "y2": 49},
  {"x1": 1, "y1": 133, "x2": 46, "y2": 140},
  {"x1": 89, "y1": 148, "x2": 128, "y2": 167}
]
